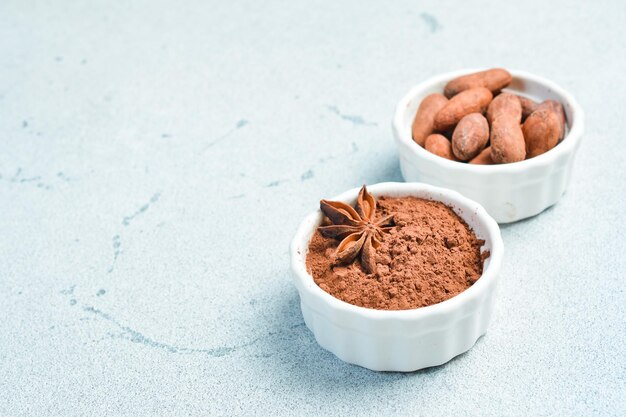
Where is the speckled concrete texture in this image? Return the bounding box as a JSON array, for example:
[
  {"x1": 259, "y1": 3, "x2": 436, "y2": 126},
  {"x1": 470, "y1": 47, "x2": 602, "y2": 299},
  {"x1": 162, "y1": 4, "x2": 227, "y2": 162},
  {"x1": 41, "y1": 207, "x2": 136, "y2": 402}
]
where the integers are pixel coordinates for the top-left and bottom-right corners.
[{"x1": 0, "y1": 0, "x2": 624, "y2": 416}]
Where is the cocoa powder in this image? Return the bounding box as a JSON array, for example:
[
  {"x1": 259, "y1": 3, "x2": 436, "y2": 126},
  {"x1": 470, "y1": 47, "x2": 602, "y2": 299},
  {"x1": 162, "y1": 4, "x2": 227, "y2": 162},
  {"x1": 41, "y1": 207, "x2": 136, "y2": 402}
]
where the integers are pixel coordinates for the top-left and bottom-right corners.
[{"x1": 306, "y1": 196, "x2": 488, "y2": 310}]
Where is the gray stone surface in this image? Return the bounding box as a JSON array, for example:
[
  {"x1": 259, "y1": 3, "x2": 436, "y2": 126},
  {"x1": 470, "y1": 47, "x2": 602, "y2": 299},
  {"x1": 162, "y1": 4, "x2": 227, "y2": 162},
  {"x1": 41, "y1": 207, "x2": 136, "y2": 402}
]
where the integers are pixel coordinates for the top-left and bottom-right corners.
[{"x1": 0, "y1": 0, "x2": 624, "y2": 415}]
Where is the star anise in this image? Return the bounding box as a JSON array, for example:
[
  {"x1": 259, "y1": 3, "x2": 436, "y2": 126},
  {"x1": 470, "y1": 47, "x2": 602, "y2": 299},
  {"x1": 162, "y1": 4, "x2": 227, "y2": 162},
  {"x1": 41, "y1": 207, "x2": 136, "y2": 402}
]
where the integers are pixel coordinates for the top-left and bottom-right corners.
[{"x1": 318, "y1": 185, "x2": 394, "y2": 274}]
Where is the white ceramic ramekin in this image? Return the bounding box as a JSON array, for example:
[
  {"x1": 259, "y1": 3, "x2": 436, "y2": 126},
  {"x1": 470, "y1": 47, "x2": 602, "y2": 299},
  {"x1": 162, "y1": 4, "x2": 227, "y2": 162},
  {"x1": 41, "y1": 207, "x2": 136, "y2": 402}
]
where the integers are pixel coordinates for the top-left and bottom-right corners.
[
  {"x1": 392, "y1": 69, "x2": 585, "y2": 223},
  {"x1": 290, "y1": 182, "x2": 503, "y2": 372}
]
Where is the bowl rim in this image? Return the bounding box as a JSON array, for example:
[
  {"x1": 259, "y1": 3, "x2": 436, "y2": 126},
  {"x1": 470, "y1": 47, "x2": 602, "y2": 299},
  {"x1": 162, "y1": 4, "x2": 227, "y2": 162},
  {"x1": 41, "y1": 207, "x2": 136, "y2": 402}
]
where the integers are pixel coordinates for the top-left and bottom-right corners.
[
  {"x1": 290, "y1": 182, "x2": 504, "y2": 321},
  {"x1": 392, "y1": 68, "x2": 585, "y2": 172}
]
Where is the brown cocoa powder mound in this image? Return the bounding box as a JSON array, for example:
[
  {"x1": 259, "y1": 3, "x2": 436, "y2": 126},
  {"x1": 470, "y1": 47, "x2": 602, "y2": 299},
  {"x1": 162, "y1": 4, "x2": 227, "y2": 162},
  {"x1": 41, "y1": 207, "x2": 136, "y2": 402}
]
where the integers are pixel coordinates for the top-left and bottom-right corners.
[{"x1": 306, "y1": 196, "x2": 487, "y2": 310}]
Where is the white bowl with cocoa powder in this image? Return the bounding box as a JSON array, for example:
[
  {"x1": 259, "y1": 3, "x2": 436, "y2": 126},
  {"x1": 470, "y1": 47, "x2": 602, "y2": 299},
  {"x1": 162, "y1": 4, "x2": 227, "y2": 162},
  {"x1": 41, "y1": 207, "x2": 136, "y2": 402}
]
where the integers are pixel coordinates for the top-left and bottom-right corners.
[
  {"x1": 290, "y1": 182, "x2": 503, "y2": 372},
  {"x1": 392, "y1": 69, "x2": 584, "y2": 223}
]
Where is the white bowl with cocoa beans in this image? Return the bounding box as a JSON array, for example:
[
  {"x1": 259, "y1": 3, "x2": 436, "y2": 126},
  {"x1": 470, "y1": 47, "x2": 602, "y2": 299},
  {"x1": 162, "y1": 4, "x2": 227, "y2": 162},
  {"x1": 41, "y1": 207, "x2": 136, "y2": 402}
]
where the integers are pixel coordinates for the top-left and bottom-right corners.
[{"x1": 392, "y1": 68, "x2": 584, "y2": 223}]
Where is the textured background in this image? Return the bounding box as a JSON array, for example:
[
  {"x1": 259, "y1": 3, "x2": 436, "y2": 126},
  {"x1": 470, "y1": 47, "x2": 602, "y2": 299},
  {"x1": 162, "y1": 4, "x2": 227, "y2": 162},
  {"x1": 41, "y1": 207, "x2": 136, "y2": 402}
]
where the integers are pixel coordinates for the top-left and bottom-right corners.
[{"x1": 1, "y1": 0, "x2": 625, "y2": 416}]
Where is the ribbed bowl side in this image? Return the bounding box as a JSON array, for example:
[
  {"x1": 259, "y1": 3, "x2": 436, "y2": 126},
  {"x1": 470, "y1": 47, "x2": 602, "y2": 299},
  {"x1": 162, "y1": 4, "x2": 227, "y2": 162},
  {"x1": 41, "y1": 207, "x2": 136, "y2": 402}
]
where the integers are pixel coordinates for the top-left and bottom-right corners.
[
  {"x1": 296, "y1": 274, "x2": 498, "y2": 372},
  {"x1": 397, "y1": 148, "x2": 578, "y2": 223}
]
